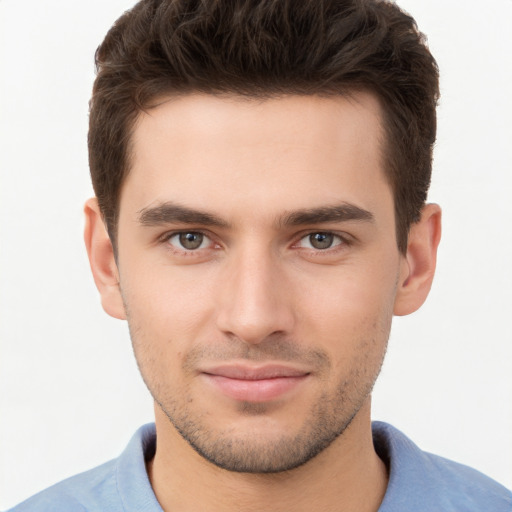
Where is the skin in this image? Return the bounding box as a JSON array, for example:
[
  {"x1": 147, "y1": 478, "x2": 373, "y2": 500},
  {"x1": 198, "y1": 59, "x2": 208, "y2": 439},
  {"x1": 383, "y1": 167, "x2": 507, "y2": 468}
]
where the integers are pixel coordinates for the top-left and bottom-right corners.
[{"x1": 85, "y1": 92, "x2": 441, "y2": 512}]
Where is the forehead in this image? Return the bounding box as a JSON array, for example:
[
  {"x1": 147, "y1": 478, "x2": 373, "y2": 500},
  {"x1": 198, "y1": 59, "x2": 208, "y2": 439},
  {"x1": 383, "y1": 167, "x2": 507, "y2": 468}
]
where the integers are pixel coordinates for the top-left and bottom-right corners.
[{"x1": 122, "y1": 92, "x2": 392, "y2": 223}]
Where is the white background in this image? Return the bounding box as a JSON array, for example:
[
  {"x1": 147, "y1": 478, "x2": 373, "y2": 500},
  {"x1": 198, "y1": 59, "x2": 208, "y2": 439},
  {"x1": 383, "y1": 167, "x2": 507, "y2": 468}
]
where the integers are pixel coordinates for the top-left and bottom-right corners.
[{"x1": 1, "y1": 0, "x2": 511, "y2": 508}]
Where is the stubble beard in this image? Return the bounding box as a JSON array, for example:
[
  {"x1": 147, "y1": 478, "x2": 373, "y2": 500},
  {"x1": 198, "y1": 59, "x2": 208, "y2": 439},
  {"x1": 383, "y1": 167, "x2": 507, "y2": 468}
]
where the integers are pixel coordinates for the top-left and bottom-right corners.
[
  {"x1": 129, "y1": 328, "x2": 388, "y2": 475},
  {"x1": 155, "y1": 379, "x2": 369, "y2": 474}
]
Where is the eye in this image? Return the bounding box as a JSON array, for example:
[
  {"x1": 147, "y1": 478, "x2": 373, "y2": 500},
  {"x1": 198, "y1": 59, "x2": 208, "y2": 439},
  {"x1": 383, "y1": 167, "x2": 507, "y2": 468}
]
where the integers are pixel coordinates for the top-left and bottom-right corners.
[
  {"x1": 167, "y1": 232, "x2": 210, "y2": 251},
  {"x1": 297, "y1": 232, "x2": 344, "y2": 250}
]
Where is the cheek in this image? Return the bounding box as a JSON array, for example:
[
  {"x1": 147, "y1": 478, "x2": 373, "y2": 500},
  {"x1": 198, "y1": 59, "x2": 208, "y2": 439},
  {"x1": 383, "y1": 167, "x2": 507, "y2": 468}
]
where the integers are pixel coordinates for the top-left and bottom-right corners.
[
  {"x1": 294, "y1": 261, "x2": 398, "y2": 361},
  {"x1": 120, "y1": 258, "x2": 218, "y2": 331},
  {"x1": 297, "y1": 263, "x2": 398, "y2": 325},
  {"x1": 119, "y1": 265, "x2": 223, "y2": 393}
]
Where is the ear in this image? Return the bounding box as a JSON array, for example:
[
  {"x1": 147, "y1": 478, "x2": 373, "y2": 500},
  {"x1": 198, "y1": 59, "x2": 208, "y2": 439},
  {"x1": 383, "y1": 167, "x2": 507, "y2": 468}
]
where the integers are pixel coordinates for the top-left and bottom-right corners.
[
  {"x1": 393, "y1": 203, "x2": 442, "y2": 316},
  {"x1": 84, "y1": 198, "x2": 126, "y2": 320}
]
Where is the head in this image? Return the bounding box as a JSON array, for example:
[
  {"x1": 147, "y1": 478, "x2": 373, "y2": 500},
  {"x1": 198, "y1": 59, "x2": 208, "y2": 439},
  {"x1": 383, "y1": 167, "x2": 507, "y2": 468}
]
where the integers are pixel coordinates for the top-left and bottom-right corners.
[
  {"x1": 88, "y1": 0, "x2": 439, "y2": 254},
  {"x1": 85, "y1": 0, "x2": 441, "y2": 474}
]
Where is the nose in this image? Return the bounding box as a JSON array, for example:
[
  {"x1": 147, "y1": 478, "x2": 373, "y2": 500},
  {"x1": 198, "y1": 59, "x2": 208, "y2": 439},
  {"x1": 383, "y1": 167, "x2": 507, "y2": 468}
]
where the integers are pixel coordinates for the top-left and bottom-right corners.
[{"x1": 215, "y1": 247, "x2": 295, "y2": 344}]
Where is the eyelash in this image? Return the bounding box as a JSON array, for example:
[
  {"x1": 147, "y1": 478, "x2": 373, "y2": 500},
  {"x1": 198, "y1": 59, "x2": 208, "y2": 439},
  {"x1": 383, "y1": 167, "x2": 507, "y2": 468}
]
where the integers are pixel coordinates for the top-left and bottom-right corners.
[
  {"x1": 293, "y1": 232, "x2": 348, "y2": 251},
  {"x1": 160, "y1": 230, "x2": 219, "y2": 256},
  {"x1": 159, "y1": 230, "x2": 352, "y2": 257}
]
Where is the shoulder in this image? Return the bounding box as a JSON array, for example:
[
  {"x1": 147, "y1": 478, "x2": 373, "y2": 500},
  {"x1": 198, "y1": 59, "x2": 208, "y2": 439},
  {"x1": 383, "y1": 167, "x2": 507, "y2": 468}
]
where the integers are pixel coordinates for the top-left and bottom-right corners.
[
  {"x1": 7, "y1": 423, "x2": 160, "y2": 512},
  {"x1": 373, "y1": 421, "x2": 512, "y2": 512},
  {"x1": 7, "y1": 459, "x2": 117, "y2": 512}
]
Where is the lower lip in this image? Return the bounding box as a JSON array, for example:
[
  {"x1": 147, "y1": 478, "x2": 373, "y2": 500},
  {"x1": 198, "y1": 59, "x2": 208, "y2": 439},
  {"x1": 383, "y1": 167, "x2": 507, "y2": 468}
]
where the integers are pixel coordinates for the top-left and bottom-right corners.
[{"x1": 203, "y1": 374, "x2": 308, "y2": 402}]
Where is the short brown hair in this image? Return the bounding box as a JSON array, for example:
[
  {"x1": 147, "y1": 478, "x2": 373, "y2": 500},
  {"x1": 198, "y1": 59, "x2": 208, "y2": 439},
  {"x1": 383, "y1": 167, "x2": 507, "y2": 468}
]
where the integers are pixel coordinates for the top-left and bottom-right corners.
[{"x1": 89, "y1": 0, "x2": 439, "y2": 253}]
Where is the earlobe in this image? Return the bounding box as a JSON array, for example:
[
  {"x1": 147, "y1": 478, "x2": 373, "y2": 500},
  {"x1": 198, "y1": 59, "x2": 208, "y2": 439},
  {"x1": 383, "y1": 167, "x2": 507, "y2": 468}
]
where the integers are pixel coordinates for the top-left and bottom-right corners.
[
  {"x1": 84, "y1": 198, "x2": 126, "y2": 320},
  {"x1": 393, "y1": 203, "x2": 442, "y2": 316}
]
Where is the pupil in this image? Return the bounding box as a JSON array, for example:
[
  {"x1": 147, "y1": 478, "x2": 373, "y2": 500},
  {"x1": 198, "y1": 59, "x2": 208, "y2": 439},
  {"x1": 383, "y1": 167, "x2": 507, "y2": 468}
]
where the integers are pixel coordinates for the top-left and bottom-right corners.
[
  {"x1": 180, "y1": 232, "x2": 203, "y2": 249},
  {"x1": 310, "y1": 233, "x2": 333, "y2": 249}
]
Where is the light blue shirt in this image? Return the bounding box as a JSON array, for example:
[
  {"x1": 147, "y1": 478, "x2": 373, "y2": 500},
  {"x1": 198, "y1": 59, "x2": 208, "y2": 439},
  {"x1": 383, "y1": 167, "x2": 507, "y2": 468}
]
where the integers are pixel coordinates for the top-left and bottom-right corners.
[{"x1": 9, "y1": 422, "x2": 511, "y2": 511}]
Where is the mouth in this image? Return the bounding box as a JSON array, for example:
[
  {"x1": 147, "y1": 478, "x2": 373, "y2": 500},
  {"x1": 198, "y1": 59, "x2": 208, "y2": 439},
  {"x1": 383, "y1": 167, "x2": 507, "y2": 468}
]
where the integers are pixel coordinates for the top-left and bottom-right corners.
[{"x1": 200, "y1": 363, "x2": 311, "y2": 402}]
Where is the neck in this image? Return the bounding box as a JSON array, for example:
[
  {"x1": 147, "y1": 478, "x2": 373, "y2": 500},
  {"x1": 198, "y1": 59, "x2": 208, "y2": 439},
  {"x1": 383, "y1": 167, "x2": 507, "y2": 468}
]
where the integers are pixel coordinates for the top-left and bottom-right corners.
[{"x1": 148, "y1": 400, "x2": 388, "y2": 512}]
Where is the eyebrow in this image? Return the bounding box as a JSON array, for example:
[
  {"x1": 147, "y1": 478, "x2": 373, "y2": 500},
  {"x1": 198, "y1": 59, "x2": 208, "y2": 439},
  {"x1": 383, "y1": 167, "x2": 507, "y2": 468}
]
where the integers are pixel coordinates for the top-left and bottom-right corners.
[
  {"x1": 137, "y1": 201, "x2": 374, "y2": 229},
  {"x1": 138, "y1": 203, "x2": 230, "y2": 228},
  {"x1": 280, "y1": 204, "x2": 374, "y2": 226}
]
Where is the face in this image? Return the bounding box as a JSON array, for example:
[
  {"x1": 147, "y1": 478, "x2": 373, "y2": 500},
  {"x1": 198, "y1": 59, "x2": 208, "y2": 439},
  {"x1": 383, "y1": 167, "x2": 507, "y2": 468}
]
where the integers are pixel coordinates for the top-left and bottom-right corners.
[{"x1": 113, "y1": 93, "x2": 407, "y2": 472}]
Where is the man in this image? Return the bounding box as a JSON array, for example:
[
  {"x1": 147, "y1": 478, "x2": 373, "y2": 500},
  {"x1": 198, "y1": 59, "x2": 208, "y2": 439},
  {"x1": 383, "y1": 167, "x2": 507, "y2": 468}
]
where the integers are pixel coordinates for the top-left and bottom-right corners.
[{"x1": 8, "y1": 0, "x2": 511, "y2": 510}]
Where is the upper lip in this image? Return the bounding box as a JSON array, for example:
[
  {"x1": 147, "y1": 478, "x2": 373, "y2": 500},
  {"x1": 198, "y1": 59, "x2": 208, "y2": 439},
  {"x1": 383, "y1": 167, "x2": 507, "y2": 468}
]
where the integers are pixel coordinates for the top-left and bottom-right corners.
[{"x1": 201, "y1": 363, "x2": 310, "y2": 380}]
